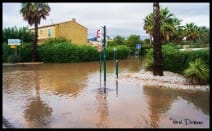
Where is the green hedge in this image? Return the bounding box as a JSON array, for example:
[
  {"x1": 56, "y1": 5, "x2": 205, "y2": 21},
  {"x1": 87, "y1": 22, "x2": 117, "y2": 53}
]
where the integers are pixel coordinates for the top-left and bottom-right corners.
[
  {"x1": 2, "y1": 38, "x2": 131, "y2": 63},
  {"x1": 2, "y1": 43, "x2": 12, "y2": 62},
  {"x1": 38, "y1": 42, "x2": 130, "y2": 63},
  {"x1": 144, "y1": 45, "x2": 209, "y2": 74},
  {"x1": 20, "y1": 43, "x2": 33, "y2": 62},
  {"x1": 2, "y1": 43, "x2": 33, "y2": 62}
]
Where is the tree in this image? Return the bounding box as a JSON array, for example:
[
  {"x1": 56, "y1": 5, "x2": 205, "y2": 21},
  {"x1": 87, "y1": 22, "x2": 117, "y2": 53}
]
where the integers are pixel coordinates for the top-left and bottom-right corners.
[
  {"x1": 125, "y1": 35, "x2": 141, "y2": 52},
  {"x1": 153, "y1": 2, "x2": 163, "y2": 76},
  {"x1": 173, "y1": 25, "x2": 185, "y2": 44},
  {"x1": 144, "y1": 14, "x2": 153, "y2": 46},
  {"x1": 3, "y1": 26, "x2": 34, "y2": 43},
  {"x1": 20, "y1": 3, "x2": 50, "y2": 62},
  {"x1": 143, "y1": 7, "x2": 182, "y2": 44},
  {"x1": 198, "y1": 26, "x2": 209, "y2": 45},
  {"x1": 184, "y1": 23, "x2": 200, "y2": 42},
  {"x1": 113, "y1": 35, "x2": 125, "y2": 45}
]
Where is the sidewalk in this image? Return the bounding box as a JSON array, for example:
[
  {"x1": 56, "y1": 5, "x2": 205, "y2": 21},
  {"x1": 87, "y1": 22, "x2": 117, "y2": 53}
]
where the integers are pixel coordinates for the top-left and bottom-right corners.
[{"x1": 3, "y1": 62, "x2": 44, "y2": 66}]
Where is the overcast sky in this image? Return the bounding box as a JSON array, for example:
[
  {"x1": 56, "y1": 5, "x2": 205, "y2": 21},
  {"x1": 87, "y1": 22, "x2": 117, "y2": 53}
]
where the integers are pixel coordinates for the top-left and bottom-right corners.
[{"x1": 3, "y1": 2, "x2": 210, "y2": 39}]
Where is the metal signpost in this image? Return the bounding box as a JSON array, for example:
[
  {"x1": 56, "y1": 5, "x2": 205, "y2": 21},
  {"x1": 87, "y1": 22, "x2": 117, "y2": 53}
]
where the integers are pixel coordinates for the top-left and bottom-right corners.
[
  {"x1": 136, "y1": 44, "x2": 142, "y2": 65},
  {"x1": 97, "y1": 26, "x2": 107, "y2": 82},
  {"x1": 136, "y1": 44, "x2": 142, "y2": 56},
  {"x1": 114, "y1": 47, "x2": 116, "y2": 75},
  {"x1": 103, "y1": 26, "x2": 107, "y2": 82},
  {"x1": 97, "y1": 30, "x2": 102, "y2": 77},
  {"x1": 97, "y1": 44, "x2": 102, "y2": 74},
  {"x1": 8, "y1": 39, "x2": 22, "y2": 62}
]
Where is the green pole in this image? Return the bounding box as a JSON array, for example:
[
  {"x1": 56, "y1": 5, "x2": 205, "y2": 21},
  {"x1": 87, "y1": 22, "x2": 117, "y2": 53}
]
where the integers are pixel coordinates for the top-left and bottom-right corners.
[
  {"x1": 99, "y1": 52, "x2": 102, "y2": 74},
  {"x1": 116, "y1": 60, "x2": 119, "y2": 78},
  {"x1": 16, "y1": 46, "x2": 18, "y2": 63},
  {"x1": 138, "y1": 49, "x2": 139, "y2": 56},
  {"x1": 138, "y1": 49, "x2": 140, "y2": 65},
  {"x1": 114, "y1": 47, "x2": 116, "y2": 75},
  {"x1": 103, "y1": 25, "x2": 106, "y2": 82}
]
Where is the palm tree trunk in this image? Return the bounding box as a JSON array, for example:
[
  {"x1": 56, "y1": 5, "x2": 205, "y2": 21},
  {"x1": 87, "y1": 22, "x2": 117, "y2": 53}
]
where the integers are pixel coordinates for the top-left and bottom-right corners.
[
  {"x1": 153, "y1": 2, "x2": 163, "y2": 76},
  {"x1": 32, "y1": 23, "x2": 38, "y2": 62},
  {"x1": 149, "y1": 34, "x2": 152, "y2": 47}
]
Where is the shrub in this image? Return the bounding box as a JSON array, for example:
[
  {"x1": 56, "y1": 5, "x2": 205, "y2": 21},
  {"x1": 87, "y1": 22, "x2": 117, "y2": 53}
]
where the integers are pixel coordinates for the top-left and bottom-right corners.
[
  {"x1": 38, "y1": 41, "x2": 130, "y2": 63},
  {"x1": 144, "y1": 44, "x2": 209, "y2": 74},
  {"x1": 7, "y1": 54, "x2": 17, "y2": 63},
  {"x1": 41, "y1": 37, "x2": 71, "y2": 45},
  {"x1": 2, "y1": 43, "x2": 12, "y2": 62},
  {"x1": 19, "y1": 43, "x2": 33, "y2": 62},
  {"x1": 144, "y1": 58, "x2": 153, "y2": 71},
  {"x1": 183, "y1": 58, "x2": 209, "y2": 85},
  {"x1": 2, "y1": 42, "x2": 32, "y2": 62}
]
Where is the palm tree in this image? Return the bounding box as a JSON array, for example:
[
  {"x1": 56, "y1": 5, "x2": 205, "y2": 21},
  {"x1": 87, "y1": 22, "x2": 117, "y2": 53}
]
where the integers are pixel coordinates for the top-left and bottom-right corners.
[
  {"x1": 153, "y1": 2, "x2": 163, "y2": 76},
  {"x1": 143, "y1": 14, "x2": 153, "y2": 46},
  {"x1": 143, "y1": 7, "x2": 181, "y2": 44},
  {"x1": 184, "y1": 58, "x2": 209, "y2": 85},
  {"x1": 20, "y1": 3, "x2": 50, "y2": 62},
  {"x1": 174, "y1": 25, "x2": 185, "y2": 45},
  {"x1": 198, "y1": 26, "x2": 209, "y2": 45},
  {"x1": 184, "y1": 23, "x2": 200, "y2": 43}
]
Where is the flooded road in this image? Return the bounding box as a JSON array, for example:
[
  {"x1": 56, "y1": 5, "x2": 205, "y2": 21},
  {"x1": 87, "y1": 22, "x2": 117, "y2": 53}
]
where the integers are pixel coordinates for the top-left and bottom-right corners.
[{"x1": 3, "y1": 56, "x2": 209, "y2": 128}]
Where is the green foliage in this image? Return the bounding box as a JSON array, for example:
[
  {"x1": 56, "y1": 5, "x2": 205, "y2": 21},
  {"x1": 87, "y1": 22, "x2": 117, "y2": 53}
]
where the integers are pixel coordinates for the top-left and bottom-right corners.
[
  {"x1": 113, "y1": 35, "x2": 125, "y2": 45},
  {"x1": 144, "y1": 44, "x2": 209, "y2": 74},
  {"x1": 184, "y1": 49, "x2": 209, "y2": 66},
  {"x1": 125, "y1": 35, "x2": 141, "y2": 52},
  {"x1": 107, "y1": 41, "x2": 116, "y2": 47},
  {"x1": 144, "y1": 58, "x2": 153, "y2": 71},
  {"x1": 7, "y1": 54, "x2": 17, "y2": 63},
  {"x1": 3, "y1": 26, "x2": 34, "y2": 43},
  {"x1": 162, "y1": 45, "x2": 188, "y2": 73},
  {"x1": 184, "y1": 58, "x2": 209, "y2": 84},
  {"x1": 142, "y1": 39, "x2": 151, "y2": 48},
  {"x1": 20, "y1": 43, "x2": 33, "y2": 62},
  {"x1": 143, "y1": 47, "x2": 153, "y2": 71},
  {"x1": 2, "y1": 43, "x2": 33, "y2": 63},
  {"x1": 105, "y1": 46, "x2": 130, "y2": 60},
  {"x1": 2, "y1": 43, "x2": 12, "y2": 62},
  {"x1": 41, "y1": 37, "x2": 71, "y2": 45},
  {"x1": 144, "y1": 7, "x2": 182, "y2": 43},
  {"x1": 107, "y1": 35, "x2": 126, "y2": 47},
  {"x1": 143, "y1": 7, "x2": 209, "y2": 47},
  {"x1": 38, "y1": 40, "x2": 130, "y2": 63}
]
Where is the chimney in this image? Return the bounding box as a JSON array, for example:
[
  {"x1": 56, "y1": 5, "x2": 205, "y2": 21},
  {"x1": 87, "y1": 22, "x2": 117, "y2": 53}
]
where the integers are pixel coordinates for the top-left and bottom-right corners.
[{"x1": 72, "y1": 18, "x2": 76, "y2": 22}]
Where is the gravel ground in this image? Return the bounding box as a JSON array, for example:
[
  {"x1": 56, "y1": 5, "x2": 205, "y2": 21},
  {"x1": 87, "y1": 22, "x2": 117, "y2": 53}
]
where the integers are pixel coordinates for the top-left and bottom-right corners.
[{"x1": 120, "y1": 70, "x2": 209, "y2": 92}]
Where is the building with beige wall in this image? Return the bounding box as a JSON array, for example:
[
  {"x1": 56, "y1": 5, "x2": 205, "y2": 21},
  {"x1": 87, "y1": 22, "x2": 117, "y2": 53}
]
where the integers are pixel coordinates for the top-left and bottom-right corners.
[{"x1": 31, "y1": 18, "x2": 88, "y2": 45}]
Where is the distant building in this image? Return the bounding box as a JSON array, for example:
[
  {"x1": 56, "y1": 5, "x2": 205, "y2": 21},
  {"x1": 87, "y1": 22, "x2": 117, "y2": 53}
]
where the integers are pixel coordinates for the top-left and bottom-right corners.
[{"x1": 30, "y1": 18, "x2": 88, "y2": 45}]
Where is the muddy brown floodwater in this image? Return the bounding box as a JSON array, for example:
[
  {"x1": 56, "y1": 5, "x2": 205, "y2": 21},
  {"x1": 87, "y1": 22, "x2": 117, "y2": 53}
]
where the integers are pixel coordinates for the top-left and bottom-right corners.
[{"x1": 3, "y1": 56, "x2": 209, "y2": 128}]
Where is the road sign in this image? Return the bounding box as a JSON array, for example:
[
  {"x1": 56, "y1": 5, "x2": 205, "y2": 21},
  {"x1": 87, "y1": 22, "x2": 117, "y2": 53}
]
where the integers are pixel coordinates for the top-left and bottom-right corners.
[
  {"x1": 8, "y1": 39, "x2": 21, "y2": 45},
  {"x1": 97, "y1": 43, "x2": 102, "y2": 52},
  {"x1": 97, "y1": 29, "x2": 103, "y2": 42},
  {"x1": 10, "y1": 45, "x2": 16, "y2": 48},
  {"x1": 136, "y1": 44, "x2": 141, "y2": 49}
]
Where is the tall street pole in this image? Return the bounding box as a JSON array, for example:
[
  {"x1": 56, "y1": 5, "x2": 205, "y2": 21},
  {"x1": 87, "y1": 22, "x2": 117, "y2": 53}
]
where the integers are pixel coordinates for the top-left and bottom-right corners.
[{"x1": 103, "y1": 25, "x2": 106, "y2": 82}]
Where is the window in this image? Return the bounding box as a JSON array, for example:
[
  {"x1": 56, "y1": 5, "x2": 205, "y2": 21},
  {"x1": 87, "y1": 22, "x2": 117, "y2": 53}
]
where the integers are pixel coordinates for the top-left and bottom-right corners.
[
  {"x1": 48, "y1": 28, "x2": 52, "y2": 37},
  {"x1": 39, "y1": 30, "x2": 43, "y2": 35}
]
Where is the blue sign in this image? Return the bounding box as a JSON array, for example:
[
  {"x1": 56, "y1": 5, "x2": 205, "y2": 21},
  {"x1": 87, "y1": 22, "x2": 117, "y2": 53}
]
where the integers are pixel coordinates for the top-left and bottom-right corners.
[
  {"x1": 8, "y1": 39, "x2": 22, "y2": 45},
  {"x1": 136, "y1": 44, "x2": 141, "y2": 49}
]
